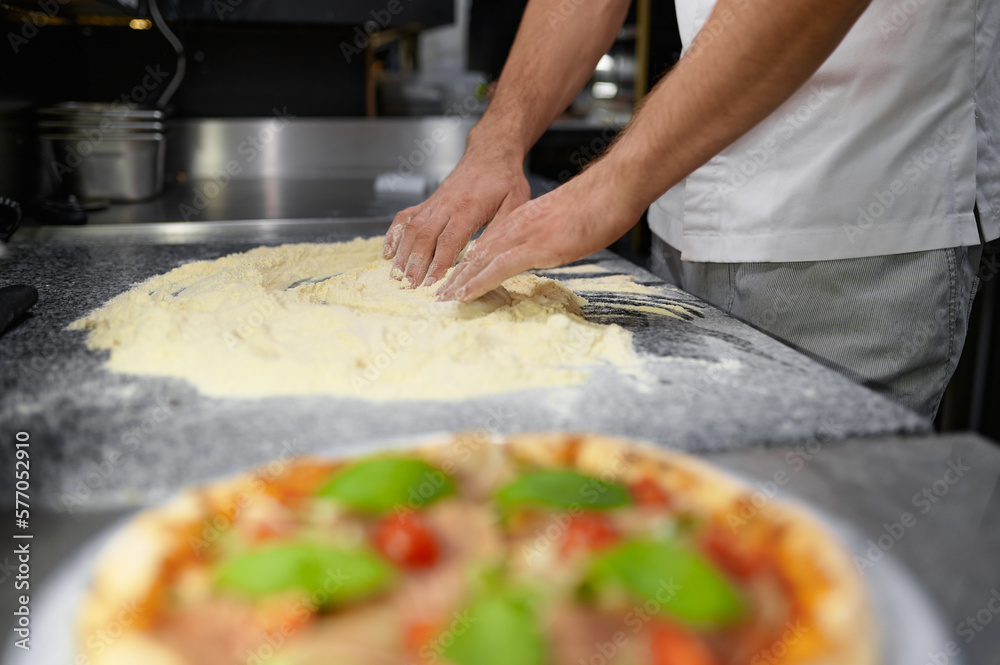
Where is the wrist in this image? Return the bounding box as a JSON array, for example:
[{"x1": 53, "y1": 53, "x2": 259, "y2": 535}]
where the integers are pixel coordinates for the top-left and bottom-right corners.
[
  {"x1": 466, "y1": 113, "x2": 532, "y2": 166},
  {"x1": 580, "y1": 155, "x2": 652, "y2": 224}
]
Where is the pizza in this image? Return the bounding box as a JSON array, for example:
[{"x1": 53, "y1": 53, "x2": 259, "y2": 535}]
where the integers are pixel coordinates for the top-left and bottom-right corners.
[{"x1": 76, "y1": 432, "x2": 878, "y2": 665}]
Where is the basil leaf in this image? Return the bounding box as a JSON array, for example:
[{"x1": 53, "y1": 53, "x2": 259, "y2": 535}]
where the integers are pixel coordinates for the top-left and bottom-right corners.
[
  {"x1": 442, "y1": 595, "x2": 545, "y2": 665},
  {"x1": 583, "y1": 541, "x2": 744, "y2": 627},
  {"x1": 495, "y1": 470, "x2": 630, "y2": 510},
  {"x1": 215, "y1": 543, "x2": 392, "y2": 606},
  {"x1": 318, "y1": 458, "x2": 454, "y2": 513}
]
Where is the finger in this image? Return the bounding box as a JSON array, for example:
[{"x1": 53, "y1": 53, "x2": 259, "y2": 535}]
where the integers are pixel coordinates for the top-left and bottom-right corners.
[
  {"x1": 391, "y1": 205, "x2": 437, "y2": 278},
  {"x1": 436, "y1": 232, "x2": 517, "y2": 300},
  {"x1": 422, "y1": 194, "x2": 507, "y2": 286},
  {"x1": 403, "y1": 212, "x2": 451, "y2": 287},
  {"x1": 424, "y1": 225, "x2": 483, "y2": 286},
  {"x1": 435, "y1": 254, "x2": 478, "y2": 299},
  {"x1": 384, "y1": 206, "x2": 419, "y2": 259},
  {"x1": 448, "y1": 247, "x2": 535, "y2": 302}
]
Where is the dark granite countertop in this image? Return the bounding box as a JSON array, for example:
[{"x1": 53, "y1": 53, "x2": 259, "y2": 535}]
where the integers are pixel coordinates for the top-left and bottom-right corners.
[{"x1": 0, "y1": 220, "x2": 928, "y2": 510}]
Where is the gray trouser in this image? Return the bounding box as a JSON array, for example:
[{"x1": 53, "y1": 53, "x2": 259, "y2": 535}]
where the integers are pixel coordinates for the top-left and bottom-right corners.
[{"x1": 649, "y1": 236, "x2": 982, "y2": 421}]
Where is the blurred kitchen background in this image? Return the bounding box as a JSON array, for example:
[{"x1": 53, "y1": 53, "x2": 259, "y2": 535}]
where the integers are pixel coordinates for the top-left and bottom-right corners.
[{"x1": 0, "y1": 0, "x2": 995, "y2": 436}]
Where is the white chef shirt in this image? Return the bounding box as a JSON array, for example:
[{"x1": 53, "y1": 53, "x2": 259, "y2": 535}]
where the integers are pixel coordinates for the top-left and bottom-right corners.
[{"x1": 648, "y1": 0, "x2": 1000, "y2": 263}]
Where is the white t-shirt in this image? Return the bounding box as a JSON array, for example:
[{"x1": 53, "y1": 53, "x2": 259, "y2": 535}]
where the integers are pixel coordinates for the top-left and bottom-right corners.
[{"x1": 648, "y1": 0, "x2": 999, "y2": 263}]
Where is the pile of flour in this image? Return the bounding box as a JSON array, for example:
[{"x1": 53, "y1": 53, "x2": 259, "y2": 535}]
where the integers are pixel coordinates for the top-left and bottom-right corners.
[{"x1": 69, "y1": 238, "x2": 642, "y2": 400}]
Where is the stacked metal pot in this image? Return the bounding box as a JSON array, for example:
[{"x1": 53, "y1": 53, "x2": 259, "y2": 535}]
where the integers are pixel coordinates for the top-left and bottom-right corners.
[{"x1": 38, "y1": 102, "x2": 167, "y2": 202}]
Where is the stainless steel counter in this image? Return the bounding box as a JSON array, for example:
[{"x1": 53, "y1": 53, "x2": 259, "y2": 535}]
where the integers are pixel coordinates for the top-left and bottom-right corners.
[
  {"x1": 30, "y1": 117, "x2": 479, "y2": 225},
  {"x1": 75, "y1": 178, "x2": 425, "y2": 225}
]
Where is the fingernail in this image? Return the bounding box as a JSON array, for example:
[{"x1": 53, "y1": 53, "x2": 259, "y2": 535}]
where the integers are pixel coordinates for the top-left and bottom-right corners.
[{"x1": 423, "y1": 275, "x2": 438, "y2": 287}]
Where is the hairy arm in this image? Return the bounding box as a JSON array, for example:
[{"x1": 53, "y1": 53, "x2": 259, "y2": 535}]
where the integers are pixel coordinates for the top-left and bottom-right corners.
[
  {"x1": 383, "y1": 0, "x2": 633, "y2": 286},
  {"x1": 437, "y1": 0, "x2": 874, "y2": 301}
]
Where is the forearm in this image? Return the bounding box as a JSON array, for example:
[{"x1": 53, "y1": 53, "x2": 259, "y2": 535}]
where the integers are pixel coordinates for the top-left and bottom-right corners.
[
  {"x1": 468, "y1": 0, "x2": 632, "y2": 161},
  {"x1": 593, "y1": 0, "x2": 873, "y2": 221}
]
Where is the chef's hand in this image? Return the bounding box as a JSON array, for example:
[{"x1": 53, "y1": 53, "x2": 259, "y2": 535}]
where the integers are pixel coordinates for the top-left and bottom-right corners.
[
  {"x1": 435, "y1": 167, "x2": 642, "y2": 302},
  {"x1": 382, "y1": 142, "x2": 531, "y2": 287}
]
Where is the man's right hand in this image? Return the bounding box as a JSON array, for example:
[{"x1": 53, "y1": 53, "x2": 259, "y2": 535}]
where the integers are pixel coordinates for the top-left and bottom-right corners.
[{"x1": 382, "y1": 142, "x2": 531, "y2": 288}]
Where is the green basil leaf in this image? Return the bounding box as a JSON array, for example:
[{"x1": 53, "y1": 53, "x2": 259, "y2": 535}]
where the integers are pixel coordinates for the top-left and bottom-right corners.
[
  {"x1": 583, "y1": 541, "x2": 744, "y2": 627},
  {"x1": 318, "y1": 457, "x2": 454, "y2": 513},
  {"x1": 215, "y1": 543, "x2": 392, "y2": 606},
  {"x1": 495, "y1": 470, "x2": 630, "y2": 510},
  {"x1": 442, "y1": 595, "x2": 545, "y2": 665}
]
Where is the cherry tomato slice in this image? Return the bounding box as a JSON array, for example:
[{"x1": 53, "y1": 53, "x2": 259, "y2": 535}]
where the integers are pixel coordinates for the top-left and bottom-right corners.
[
  {"x1": 630, "y1": 476, "x2": 672, "y2": 507},
  {"x1": 372, "y1": 513, "x2": 440, "y2": 569},
  {"x1": 649, "y1": 621, "x2": 719, "y2": 665},
  {"x1": 405, "y1": 620, "x2": 443, "y2": 653},
  {"x1": 560, "y1": 513, "x2": 621, "y2": 557},
  {"x1": 700, "y1": 521, "x2": 768, "y2": 580}
]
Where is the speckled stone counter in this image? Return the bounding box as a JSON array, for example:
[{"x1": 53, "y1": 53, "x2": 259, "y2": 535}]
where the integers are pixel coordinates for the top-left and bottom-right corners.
[{"x1": 0, "y1": 220, "x2": 927, "y2": 509}]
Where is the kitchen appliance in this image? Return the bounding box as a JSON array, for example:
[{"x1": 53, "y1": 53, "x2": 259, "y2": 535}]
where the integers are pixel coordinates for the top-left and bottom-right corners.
[{"x1": 38, "y1": 102, "x2": 168, "y2": 202}]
